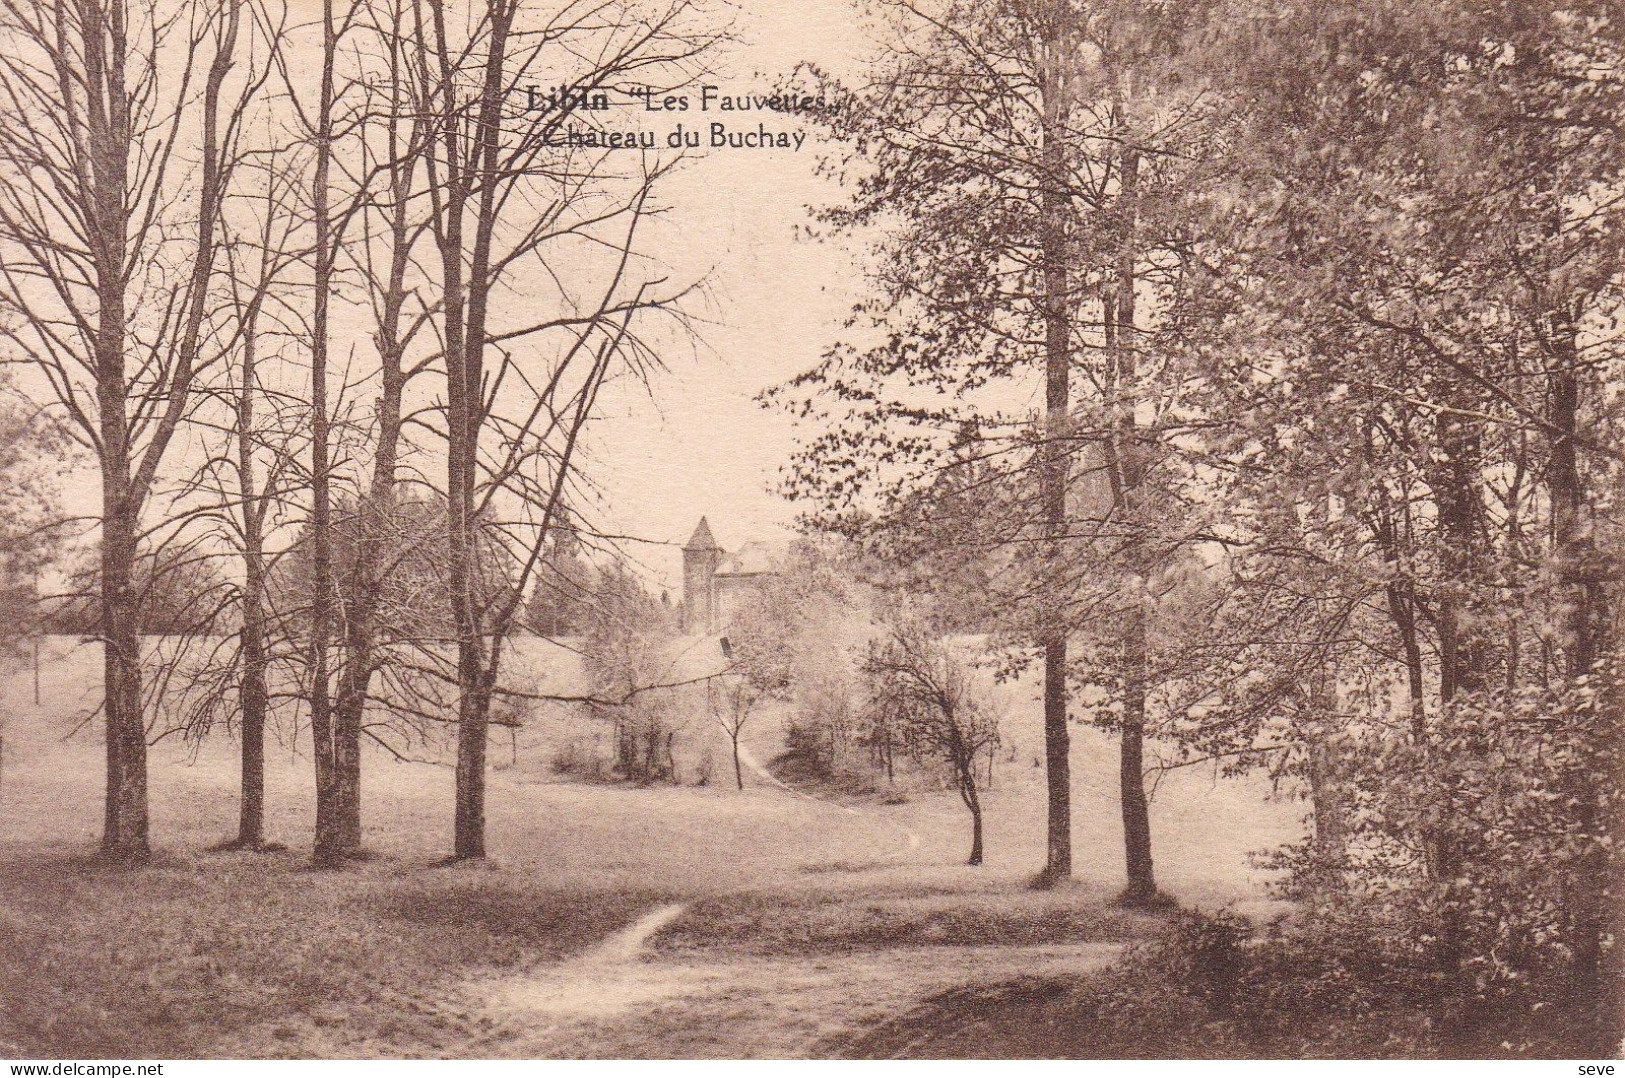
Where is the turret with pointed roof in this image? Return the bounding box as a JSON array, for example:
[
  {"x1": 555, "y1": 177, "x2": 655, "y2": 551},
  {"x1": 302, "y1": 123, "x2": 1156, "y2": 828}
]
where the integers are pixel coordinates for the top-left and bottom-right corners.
[
  {"x1": 684, "y1": 516, "x2": 721, "y2": 552},
  {"x1": 682, "y1": 516, "x2": 723, "y2": 632},
  {"x1": 680, "y1": 517, "x2": 787, "y2": 634}
]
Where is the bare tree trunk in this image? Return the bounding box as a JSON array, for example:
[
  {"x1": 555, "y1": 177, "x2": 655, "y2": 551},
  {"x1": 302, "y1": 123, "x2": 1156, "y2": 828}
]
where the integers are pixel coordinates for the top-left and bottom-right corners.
[
  {"x1": 445, "y1": 0, "x2": 519, "y2": 860},
  {"x1": 452, "y1": 658, "x2": 491, "y2": 857},
  {"x1": 960, "y1": 766, "x2": 984, "y2": 867},
  {"x1": 100, "y1": 492, "x2": 148, "y2": 860},
  {"x1": 327, "y1": 394, "x2": 402, "y2": 852},
  {"x1": 1119, "y1": 590, "x2": 1156, "y2": 904},
  {"x1": 86, "y1": 0, "x2": 145, "y2": 862},
  {"x1": 236, "y1": 328, "x2": 268, "y2": 849},
  {"x1": 1036, "y1": 7, "x2": 1074, "y2": 886},
  {"x1": 308, "y1": 0, "x2": 343, "y2": 867},
  {"x1": 427, "y1": 0, "x2": 478, "y2": 858},
  {"x1": 238, "y1": 574, "x2": 267, "y2": 847},
  {"x1": 327, "y1": 60, "x2": 420, "y2": 854},
  {"x1": 1104, "y1": 137, "x2": 1156, "y2": 906}
]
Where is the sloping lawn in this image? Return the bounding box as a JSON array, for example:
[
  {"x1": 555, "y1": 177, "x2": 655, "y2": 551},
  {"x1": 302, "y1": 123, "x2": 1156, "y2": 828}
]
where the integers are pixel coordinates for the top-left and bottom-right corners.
[{"x1": 0, "y1": 849, "x2": 666, "y2": 1058}]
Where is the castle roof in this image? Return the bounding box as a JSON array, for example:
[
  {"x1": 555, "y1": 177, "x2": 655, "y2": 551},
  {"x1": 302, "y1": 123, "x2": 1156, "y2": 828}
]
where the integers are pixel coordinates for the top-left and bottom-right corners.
[
  {"x1": 716, "y1": 540, "x2": 784, "y2": 577},
  {"x1": 684, "y1": 516, "x2": 721, "y2": 552}
]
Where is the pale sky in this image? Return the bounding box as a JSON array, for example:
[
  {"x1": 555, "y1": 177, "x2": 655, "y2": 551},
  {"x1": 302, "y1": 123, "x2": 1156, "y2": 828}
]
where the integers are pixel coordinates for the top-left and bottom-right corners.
[{"x1": 583, "y1": 0, "x2": 876, "y2": 591}]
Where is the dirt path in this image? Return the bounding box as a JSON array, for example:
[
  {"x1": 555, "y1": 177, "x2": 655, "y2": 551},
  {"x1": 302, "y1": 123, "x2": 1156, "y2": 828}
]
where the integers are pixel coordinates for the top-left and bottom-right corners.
[
  {"x1": 474, "y1": 902, "x2": 695, "y2": 1031},
  {"x1": 465, "y1": 766, "x2": 1120, "y2": 1058},
  {"x1": 592, "y1": 902, "x2": 688, "y2": 961},
  {"x1": 477, "y1": 939, "x2": 1124, "y2": 1058},
  {"x1": 736, "y1": 743, "x2": 922, "y2": 853}
]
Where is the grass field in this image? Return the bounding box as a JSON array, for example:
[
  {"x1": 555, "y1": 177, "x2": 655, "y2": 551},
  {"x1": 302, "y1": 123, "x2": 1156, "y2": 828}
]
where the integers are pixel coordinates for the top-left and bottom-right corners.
[{"x1": 0, "y1": 637, "x2": 1302, "y2": 1058}]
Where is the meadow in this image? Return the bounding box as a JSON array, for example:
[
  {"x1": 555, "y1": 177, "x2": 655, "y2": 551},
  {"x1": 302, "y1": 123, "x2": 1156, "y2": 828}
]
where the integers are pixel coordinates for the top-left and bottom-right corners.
[{"x1": 0, "y1": 636, "x2": 1301, "y2": 1058}]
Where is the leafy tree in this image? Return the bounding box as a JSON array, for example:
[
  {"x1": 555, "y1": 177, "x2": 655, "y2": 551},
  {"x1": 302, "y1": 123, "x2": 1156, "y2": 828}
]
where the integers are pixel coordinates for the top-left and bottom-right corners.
[
  {"x1": 0, "y1": 383, "x2": 71, "y2": 650},
  {"x1": 581, "y1": 560, "x2": 685, "y2": 783},
  {"x1": 525, "y1": 523, "x2": 594, "y2": 637},
  {"x1": 771, "y1": 0, "x2": 1094, "y2": 881},
  {"x1": 776, "y1": 0, "x2": 1225, "y2": 896},
  {"x1": 1168, "y1": 0, "x2": 1625, "y2": 1049},
  {"x1": 863, "y1": 615, "x2": 1002, "y2": 865}
]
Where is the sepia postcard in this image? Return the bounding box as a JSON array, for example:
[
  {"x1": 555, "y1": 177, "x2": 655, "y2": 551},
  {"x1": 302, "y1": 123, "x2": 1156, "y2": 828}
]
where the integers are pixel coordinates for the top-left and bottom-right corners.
[{"x1": 0, "y1": 0, "x2": 1619, "y2": 1064}]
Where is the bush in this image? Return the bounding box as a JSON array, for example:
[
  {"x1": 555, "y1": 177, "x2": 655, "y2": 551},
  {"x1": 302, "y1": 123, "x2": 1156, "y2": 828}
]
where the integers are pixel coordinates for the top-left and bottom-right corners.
[
  {"x1": 1094, "y1": 905, "x2": 1580, "y2": 1057},
  {"x1": 1157, "y1": 909, "x2": 1251, "y2": 1010},
  {"x1": 550, "y1": 739, "x2": 605, "y2": 781},
  {"x1": 781, "y1": 720, "x2": 834, "y2": 780}
]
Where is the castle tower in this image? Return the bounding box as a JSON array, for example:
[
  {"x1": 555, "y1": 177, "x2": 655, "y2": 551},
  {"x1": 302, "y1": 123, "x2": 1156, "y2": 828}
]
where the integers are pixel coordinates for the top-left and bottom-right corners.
[{"x1": 682, "y1": 516, "x2": 722, "y2": 633}]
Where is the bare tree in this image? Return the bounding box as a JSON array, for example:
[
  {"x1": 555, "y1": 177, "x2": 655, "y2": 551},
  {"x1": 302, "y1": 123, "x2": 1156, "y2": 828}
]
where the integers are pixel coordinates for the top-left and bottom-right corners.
[
  {"x1": 0, "y1": 0, "x2": 263, "y2": 860},
  {"x1": 176, "y1": 147, "x2": 308, "y2": 851},
  {"x1": 408, "y1": 0, "x2": 714, "y2": 858},
  {"x1": 707, "y1": 676, "x2": 759, "y2": 791},
  {"x1": 262, "y1": 0, "x2": 436, "y2": 863},
  {"x1": 321, "y1": 0, "x2": 440, "y2": 861},
  {"x1": 298, "y1": 0, "x2": 347, "y2": 865}
]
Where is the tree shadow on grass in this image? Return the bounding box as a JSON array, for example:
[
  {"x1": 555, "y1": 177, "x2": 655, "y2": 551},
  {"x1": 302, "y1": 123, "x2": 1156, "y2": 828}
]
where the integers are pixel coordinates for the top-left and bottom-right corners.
[{"x1": 375, "y1": 883, "x2": 674, "y2": 963}]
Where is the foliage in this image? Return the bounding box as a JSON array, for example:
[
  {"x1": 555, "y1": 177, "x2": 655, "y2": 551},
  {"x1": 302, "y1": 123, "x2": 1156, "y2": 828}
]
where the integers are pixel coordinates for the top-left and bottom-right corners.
[
  {"x1": 581, "y1": 560, "x2": 687, "y2": 784},
  {"x1": 728, "y1": 536, "x2": 880, "y2": 782},
  {"x1": 1048, "y1": 904, "x2": 1588, "y2": 1058},
  {"x1": 862, "y1": 613, "x2": 1002, "y2": 864},
  {"x1": 775, "y1": 0, "x2": 1624, "y2": 1047},
  {"x1": 524, "y1": 523, "x2": 594, "y2": 637},
  {"x1": 1159, "y1": 0, "x2": 1625, "y2": 1047},
  {"x1": 0, "y1": 385, "x2": 71, "y2": 648}
]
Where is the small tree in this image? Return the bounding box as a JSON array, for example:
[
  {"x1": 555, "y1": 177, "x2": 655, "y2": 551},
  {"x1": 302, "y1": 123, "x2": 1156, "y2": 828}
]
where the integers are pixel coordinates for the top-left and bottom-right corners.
[
  {"x1": 864, "y1": 621, "x2": 1001, "y2": 866},
  {"x1": 582, "y1": 560, "x2": 682, "y2": 783},
  {"x1": 526, "y1": 522, "x2": 594, "y2": 637},
  {"x1": 707, "y1": 676, "x2": 759, "y2": 791}
]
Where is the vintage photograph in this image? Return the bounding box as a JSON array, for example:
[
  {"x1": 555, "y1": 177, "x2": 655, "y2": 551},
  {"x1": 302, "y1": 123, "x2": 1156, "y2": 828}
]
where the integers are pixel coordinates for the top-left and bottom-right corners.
[{"x1": 0, "y1": 0, "x2": 1619, "y2": 1062}]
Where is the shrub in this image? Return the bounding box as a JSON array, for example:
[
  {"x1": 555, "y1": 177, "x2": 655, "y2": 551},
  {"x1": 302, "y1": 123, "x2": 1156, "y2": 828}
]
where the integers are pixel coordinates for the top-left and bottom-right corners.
[
  {"x1": 782, "y1": 719, "x2": 835, "y2": 780},
  {"x1": 550, "y1": 739, "x2": 602, "y2": 779},
  {"x1": 1104, "y1": 904, "x2": 1580, "y2": 1057}
]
